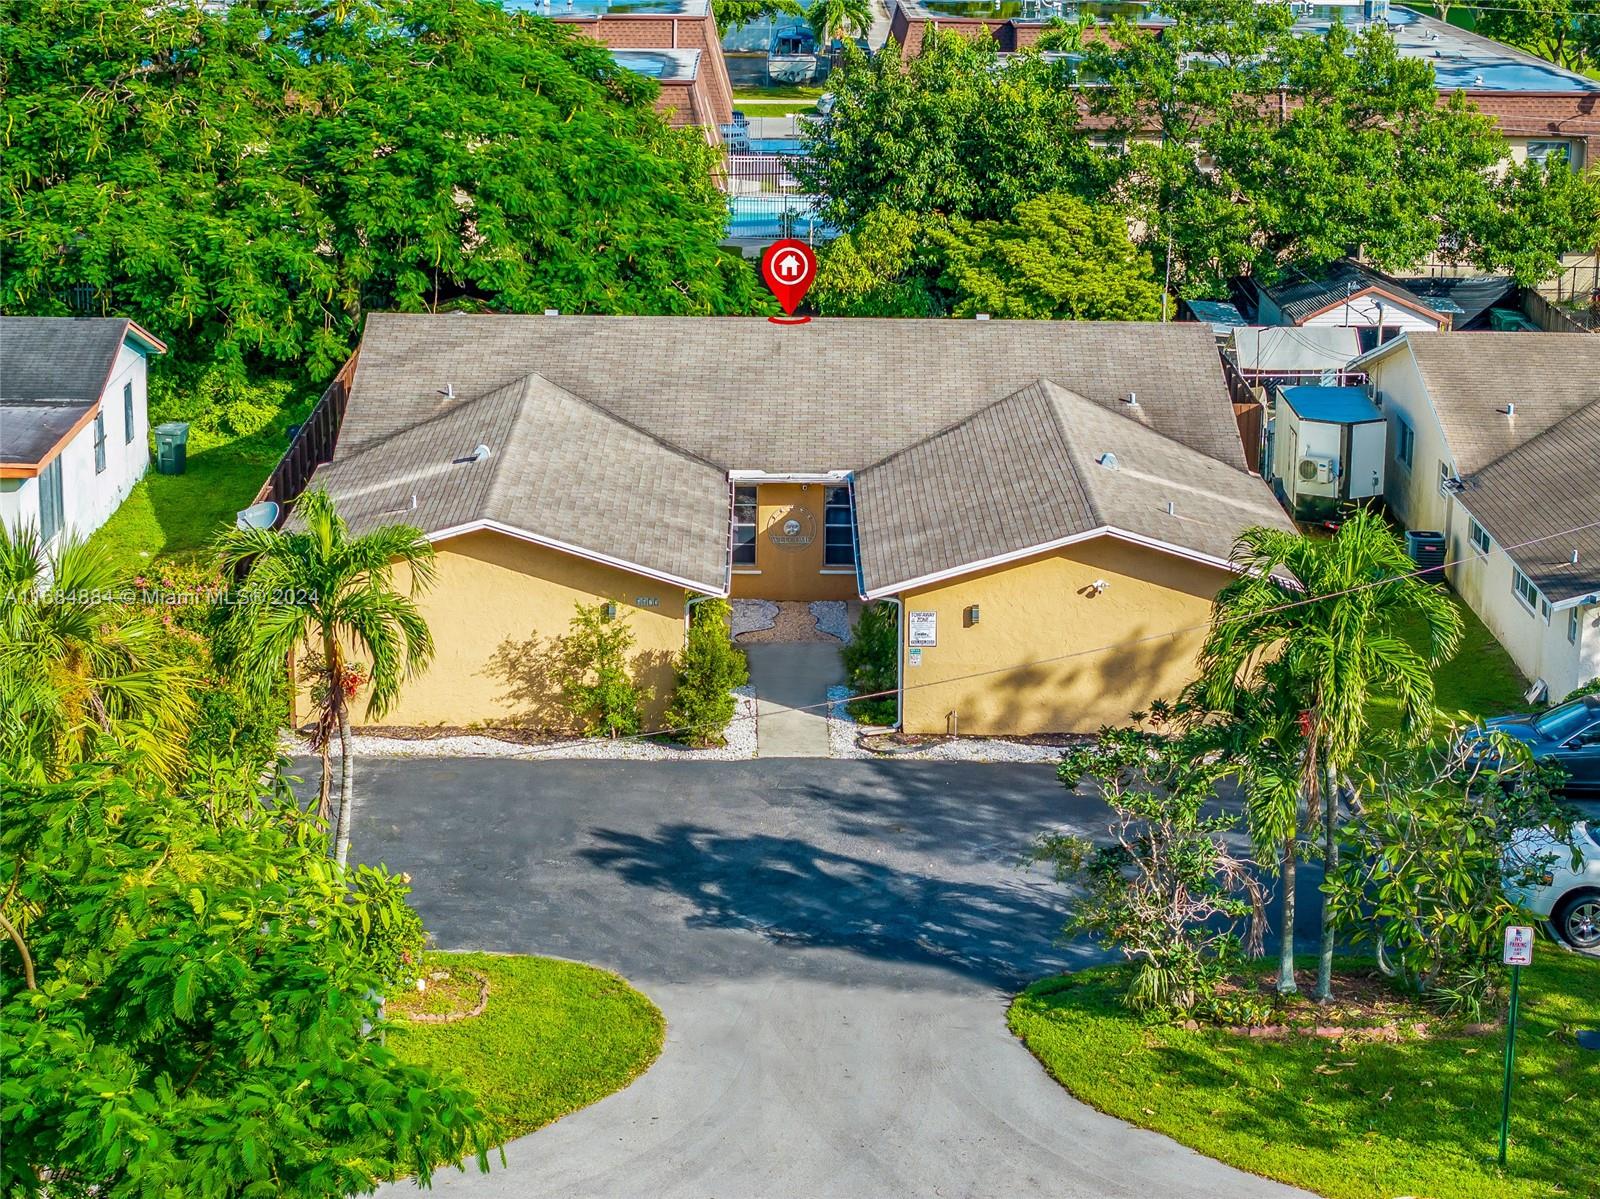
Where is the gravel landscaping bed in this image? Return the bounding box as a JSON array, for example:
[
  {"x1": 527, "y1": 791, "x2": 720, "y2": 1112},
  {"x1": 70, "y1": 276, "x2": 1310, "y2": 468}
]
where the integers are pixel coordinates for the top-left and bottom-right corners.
[
  {"x1": 731, "y1": 598, "x2": 778, "y2": 638},
  {"x1": 300, "y1": 686, "x2": 758, "y2": 761},
  {"x1": 826, "y1": 685, "x2": 1066, "y2": 762},
  {"x1": 809, "y1": 599, "x2": 853, "y2": 643}
]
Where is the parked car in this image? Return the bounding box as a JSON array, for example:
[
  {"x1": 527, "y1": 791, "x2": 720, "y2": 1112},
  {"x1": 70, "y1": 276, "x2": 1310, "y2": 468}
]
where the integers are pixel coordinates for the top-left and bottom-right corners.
[
  {"x1": 1464, "y1": 694, "x2": 1600, "y2": 796},
  {"x1": 1507, "y1": 822, "x2": 1600, "y2": 952}
]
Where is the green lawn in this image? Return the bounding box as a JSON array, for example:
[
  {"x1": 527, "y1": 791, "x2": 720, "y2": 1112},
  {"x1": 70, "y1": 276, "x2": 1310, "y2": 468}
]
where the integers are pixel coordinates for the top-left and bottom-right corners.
[
  {"x1": 1009, "y1": 953, "x2": 1600, "y2": 1199},
  {"x1": 87, "y1": 429, "x2": 286, "y2": 578},
  {"x1": 1368, "y1": 591, "x2": 1532, "y2": 736},
  {"x1": 732, "y1": 84, "x2": 824, "y2": 100},
  {"x1": 734, "y1": 101, "x2": 818, "y2": 116},
  {"x1": 387, "y1": 952, "x2": 665, "y2": 1145}
]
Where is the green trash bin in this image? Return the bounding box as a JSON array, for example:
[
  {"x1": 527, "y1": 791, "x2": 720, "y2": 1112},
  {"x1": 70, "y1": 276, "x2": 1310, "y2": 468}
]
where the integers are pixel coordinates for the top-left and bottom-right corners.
[{"x1": 154, "y1": 421, "x2": 189, "y2": 475}]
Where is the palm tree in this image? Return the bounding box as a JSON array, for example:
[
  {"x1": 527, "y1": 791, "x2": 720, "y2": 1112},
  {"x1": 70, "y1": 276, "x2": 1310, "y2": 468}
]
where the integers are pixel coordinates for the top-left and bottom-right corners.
[
  {"x1": 1193, "y1": 509, "x2": 1462, "y2": 1001},
  {"x1": 1185, "y1": 662, "x2": 1307, "y2": 994},
  {"x1": 216, "y1": 489, "x2": 436, "y2": 866},
  {"x1": 807, "y1": 0, "x2": 873, "y2": 52},
  {"x1": 0, "y1": 524, "x2": 196, "y2": 781}
]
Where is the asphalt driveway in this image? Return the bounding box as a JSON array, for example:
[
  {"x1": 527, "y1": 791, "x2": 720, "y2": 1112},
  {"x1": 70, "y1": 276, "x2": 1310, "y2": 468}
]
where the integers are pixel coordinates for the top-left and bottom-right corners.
[{"x1": 358, "y1": 758, "x2": 1310, "y2": 1198}]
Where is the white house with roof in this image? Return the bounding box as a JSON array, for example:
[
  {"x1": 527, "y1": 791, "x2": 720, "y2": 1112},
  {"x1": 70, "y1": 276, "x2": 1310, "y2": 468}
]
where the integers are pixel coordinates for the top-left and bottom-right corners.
[
  {"x1": 1353, "y1": 332, "x2": 1599, "y2": 701},
  {"x1": 0, "y1": 317, "x2": 166, "y2": 545}
]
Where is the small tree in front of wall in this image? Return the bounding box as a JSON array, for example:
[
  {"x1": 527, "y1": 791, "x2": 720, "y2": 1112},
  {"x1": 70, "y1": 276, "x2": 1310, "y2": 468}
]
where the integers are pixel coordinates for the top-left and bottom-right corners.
[
  {"x1": 841, "y1": 601, "x2": 899, "y2": 725},
  {"x1": 560, "y1": 602, "x2": 650, "y2": 738},
  {"x1": 666, "y1": 598, "x2": 749, "y2": 747}
]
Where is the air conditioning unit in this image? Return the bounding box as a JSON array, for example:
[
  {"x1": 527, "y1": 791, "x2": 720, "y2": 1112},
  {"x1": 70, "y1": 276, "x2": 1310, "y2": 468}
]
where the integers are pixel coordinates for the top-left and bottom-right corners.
[{"x1": 1297, "y1": 455, "x2": 1336, "y2": 485}]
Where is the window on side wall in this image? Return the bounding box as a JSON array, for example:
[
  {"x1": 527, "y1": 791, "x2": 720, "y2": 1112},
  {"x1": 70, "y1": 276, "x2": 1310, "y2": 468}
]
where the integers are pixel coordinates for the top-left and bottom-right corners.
[
  {"x1": 124, "y1": 381, "x2": 134, "y2": 444},
  {"x1": 823, "y1": 486, "x2": 854, "y2": 567},
  {"x1": 732, "y1": 485, "x2": 757, "y2": 567},
  {"x1": 38, "y1": 456, "x2": 64, "y2": 544},
  {"x1": 1469, "y1": 518, "x2": 1491, "y2": 557},
  {"x1": 93, "y1": 412, "x2": 107, "y2": 474},
  {"x1": 1395, "y1": 416, "x2": 1415, "y2": 470},
  {"x1": 1526, "y1": 140, "x2": 1571, "y2": 169},
  {"x1": 1512, "y1": 568, "x2": 1541, "y2": 614},
  {"x1": 1571, "y1": 608, "x2": 1582, "y2": 646},
  {"x1": 1437, "y1": 461, "x2": 1454, "y2": 498}
]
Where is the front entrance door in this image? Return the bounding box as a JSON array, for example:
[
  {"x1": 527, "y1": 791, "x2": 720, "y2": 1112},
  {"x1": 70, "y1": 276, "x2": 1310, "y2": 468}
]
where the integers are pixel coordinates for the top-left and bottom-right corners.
[{"x1": 730, "y1": 482, "x2": 857, "y2": 602}]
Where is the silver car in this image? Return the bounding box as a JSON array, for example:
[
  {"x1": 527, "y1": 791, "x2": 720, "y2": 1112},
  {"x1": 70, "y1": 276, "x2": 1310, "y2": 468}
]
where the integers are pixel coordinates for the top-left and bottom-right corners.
[{"x1": 1508, "y1": 821, "x2": 1600, "y2": 952}]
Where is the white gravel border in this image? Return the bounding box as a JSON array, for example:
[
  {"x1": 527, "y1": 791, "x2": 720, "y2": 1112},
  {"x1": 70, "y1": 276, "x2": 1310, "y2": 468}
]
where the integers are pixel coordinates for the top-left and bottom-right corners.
[
  {"x1": 809, "y1": 600, "x2": 852, "y2": 644},
  {"x1": 731, "y1": 599, "x2": 778, "y2": 637},
  {"x1": 301, "y1": 686, "x2": 758, "y2": 761},
  {"x1": 826, "y1": 685, "x2": 1065, "y2": 762}
]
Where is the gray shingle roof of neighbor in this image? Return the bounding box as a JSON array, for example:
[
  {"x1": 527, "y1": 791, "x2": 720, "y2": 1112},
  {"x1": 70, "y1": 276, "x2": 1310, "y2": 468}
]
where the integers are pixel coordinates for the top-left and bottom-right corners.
[
  {"x1": 316, "y1": 314, "x2": 1286, "y2": 594},
  {"x1": 854, "y1": 380, "x2": 1296, "y2": 595},
  {"x1": 1363, "y1": 331, "x2": 1599, "y2": 604},
  {"x1": 0, "y1": 317, "x2": 166, "y2": 467},
  {"x1": 1258, "y1": 261, "x2": 1438, "y2": 325}
]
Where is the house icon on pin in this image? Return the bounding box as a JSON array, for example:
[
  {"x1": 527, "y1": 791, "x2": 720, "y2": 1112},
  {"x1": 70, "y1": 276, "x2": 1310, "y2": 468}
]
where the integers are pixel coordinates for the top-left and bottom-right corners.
[{"x1": 775, "y1": 251, "x2": 806, "y2": 281}]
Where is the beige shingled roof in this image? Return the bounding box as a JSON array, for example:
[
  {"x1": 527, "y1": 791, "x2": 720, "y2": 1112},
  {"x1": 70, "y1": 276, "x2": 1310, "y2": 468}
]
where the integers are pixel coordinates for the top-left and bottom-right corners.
[
  {"x1": 309, "y1": 314, "x2": 1287, "y2": 595},
  {"x1": 854, "y1": 380, "x2": 1295, "y2": 594}
]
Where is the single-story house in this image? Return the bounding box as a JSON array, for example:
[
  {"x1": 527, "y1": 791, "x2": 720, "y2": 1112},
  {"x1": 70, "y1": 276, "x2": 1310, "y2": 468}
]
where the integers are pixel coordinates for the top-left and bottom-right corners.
[
  {"x1": 1, "y1": 317, "x2": 166, "y2": 545},
  {"x1": 1353, "y1": 332, "x2": 1599, "y2": 701},
  {"x1": 302, "y1": 315, "x2": 1295, "y2": 735},
  {"x1": 1253, "y1": 261, "x2": 1453, "y2": 349}
]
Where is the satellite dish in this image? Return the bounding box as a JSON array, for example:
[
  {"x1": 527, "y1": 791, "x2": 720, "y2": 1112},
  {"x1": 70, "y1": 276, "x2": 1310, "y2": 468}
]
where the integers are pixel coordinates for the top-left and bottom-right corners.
[{"x1": 235, "y1": 501, "x2": 280, "y2": 531}]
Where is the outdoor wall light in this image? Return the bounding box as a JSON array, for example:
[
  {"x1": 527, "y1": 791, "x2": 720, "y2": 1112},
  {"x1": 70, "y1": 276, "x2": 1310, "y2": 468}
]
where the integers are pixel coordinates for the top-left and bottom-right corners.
[{"x1": 965, "y1": 605, "x2": 981, "y2": 626}]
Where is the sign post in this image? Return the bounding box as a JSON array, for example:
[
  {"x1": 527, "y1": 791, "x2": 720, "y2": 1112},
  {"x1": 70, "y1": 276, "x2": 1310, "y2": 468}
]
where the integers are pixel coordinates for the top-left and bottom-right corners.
[{"x1": 1498, "y1": 925, "x2": 1533, "y2": 1166}]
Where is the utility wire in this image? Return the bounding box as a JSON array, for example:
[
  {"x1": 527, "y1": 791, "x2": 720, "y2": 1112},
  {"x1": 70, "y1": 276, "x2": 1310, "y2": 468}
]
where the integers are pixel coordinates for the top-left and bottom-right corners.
[{"x1": 495, "y1": 514, "x2": 1600, "y2": 760}]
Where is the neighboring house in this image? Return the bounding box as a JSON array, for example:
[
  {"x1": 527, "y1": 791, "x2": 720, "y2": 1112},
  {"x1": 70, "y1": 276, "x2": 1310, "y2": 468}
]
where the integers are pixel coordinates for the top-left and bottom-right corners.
[
  {"x1": 0, "y1": 317, "x2": 166, "y2": 545},
  {"x1": 1354, "y1": 332, "x2": 1599, "y2": 700},
  {"x1": 1253, "y1": 261, "x2": 1452, "y2": 349},
  {"x1": 300, "y1": 315, "x2": 1293, "y2": 735},
  {"x1": 1229, "y1": 326, "x2": 1364, "y2": 390}
]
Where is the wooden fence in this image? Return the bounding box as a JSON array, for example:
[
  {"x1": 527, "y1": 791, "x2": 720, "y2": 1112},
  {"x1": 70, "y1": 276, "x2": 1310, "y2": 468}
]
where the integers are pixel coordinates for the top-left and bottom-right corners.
[
  {"x1": 253, "y1": 352, "x2": 359, "y2": 520},
  {"x1": 1220, "y1": 350, "x2": 1267, "y2": 472},
  {"x1": 1523, "y1": 289, "x2": 1598, "y2": 334}
]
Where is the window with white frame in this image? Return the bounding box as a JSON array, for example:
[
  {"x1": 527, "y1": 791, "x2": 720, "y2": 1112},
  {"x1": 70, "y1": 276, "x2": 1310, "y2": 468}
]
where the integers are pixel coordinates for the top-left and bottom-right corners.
[
  {"x1": 124, "y1": 381, "x2": 135, "y2": 444},
  {"x1": 1469, "y1": 518, "x2": 1491, "y2": 556},
  {"x1": 93, "y1": 412, "x2": 107, "y2": 474},
  {"x1": 823, "y1": 486, "x2": 854, "y2": 567},
  {"x1": 1570, "y1": 607, "x2": 1581, "y2": 646},
  {"x1": 1395, "y1": 415, "x2": 1415, "y2": 470},
  {"x1": 1437, "y1": 460, "x2": 1454, "y2": 498},
  {"x1": 1512, "y1": 568, "x2": 1541, "y2": 613},
  {"x1": 1526, "y1": 140, "x2": 1571, "y2": 169},
  {"x1": 731, "y1": 485, "x2": 757, "y2": 567}
]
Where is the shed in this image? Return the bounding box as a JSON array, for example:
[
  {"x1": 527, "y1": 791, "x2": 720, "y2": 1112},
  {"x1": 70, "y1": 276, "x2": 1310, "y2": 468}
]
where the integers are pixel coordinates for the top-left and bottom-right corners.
[{"x1": 1270, "y1": 385, "x2": 1387, "y2": 520}]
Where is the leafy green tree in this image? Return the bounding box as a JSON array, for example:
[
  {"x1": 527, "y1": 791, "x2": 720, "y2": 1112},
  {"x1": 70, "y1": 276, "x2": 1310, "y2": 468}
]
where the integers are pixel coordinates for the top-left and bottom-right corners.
[
  {"x1": 1477, "y1": 0, "x2": 1598, "y2": 73},
  {"x1": 712, "y1": 0, "x2": 803, "y2": 35},
  {"x1": 1038, "y1": 726, "x2": 1267, "y2": 1017},
  {"x1": 665, "y1": 598, "x2": 749, "y2": 747},
  {"x1": 807, "y1": 0, "x2": 874, "y2": 49},
  {"x1": 559, "y1": 601, "x2": 651, "y2": 739},
  {"x1": 1, "y1": 0, "x2": 761, "y2": 386},
  {"x1": 797, "y1": 32, "x2": 1100, "y2": 226},
  {"x1": 0, "y1": 525, "x2": 196, "y2": 782},
  {"x1": 840, "y1": 601, "x2": 899, "y2": 725},
  {"x1": 930, "y1": 193, "x2": 1165, "y2": 320},
  {"x1": 812, "y1": 206, "x2": 941, "y2": 317},
  {"x1": 1193, "y1": 509, "x2": 1464, "y2": 1002},
  {"x1": 1464, "y1": 158, "x2": 1600, "y2": 284},
  {"x1": 215, "y1": 489, "x2": 436, "y2": 867},
  {"x1": 0, "y1": 760, "x2": 487, "y2": 1196}
]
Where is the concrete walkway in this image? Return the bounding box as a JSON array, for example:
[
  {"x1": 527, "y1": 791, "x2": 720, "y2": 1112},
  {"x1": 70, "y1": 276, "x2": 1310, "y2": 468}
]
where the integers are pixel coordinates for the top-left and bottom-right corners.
[{"x1": 745, "y1": 642, "x2": 842, "y2": 757}]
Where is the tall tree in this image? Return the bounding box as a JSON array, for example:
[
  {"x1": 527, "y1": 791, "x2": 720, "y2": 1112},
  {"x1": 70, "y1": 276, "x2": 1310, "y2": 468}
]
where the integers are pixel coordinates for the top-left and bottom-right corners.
[
  {"x1": 712, "y1": 0, "x2": 803, "y2": 35},
  {"x1": 930, "y1": 193, "x2": 1165, "y2": 321},
  {"x1": 0, "y1": 760, "x2": 487, "y2": 1196},
  {"x1": 1192, "y1": 510, "x2": 1463, "y2": 1002},
  {"x1": 215, "y1": 489, "x2": 436, "y2": 867},
  {"x1": 1, "y1": 0, "x2": 761, "y2": 383},
  {"x1": 1477, "y1": 0, "x2": 1599, "y2": 73},
  {"x1": 797, "y1": 32, "x2": 1100, "y2": 226},
  {"x1": 0, "y1": 526, "x2": 195, "y2": 782},
  {"x1": 807, "y1": 0, "x2": 874, "y2": 50}
]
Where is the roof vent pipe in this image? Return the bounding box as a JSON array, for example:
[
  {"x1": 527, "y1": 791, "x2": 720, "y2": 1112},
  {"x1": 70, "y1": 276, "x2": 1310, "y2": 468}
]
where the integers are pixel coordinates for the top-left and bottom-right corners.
[
  {"x1": 1572, "y1": 550, "x2": 1581, "y2": 566},
  {"x1": 470, "y1": 444, "x2": 491, "y2": 463},
  {"x1": 1124, "y1": 391, "x2": 1139, "y2": 406},
  {"x1": 1096, "y1": 452, "x2": 1119, "y2": 470},
  {"x1": 438, "y1": 383, "x2": 455, "y2": 399},
  {"x1": 1502, "y1": 402, "x2": 1516, "y2": 416},
  {"x1": 1166, "y1": 500, "x2": 1175, "y2": 516}
]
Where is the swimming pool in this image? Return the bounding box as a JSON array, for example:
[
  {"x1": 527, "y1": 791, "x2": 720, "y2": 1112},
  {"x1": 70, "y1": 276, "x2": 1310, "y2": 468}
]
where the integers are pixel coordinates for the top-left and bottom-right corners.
[{"x1": 726, "y1": 195, "x2": 836, "y2": 240}]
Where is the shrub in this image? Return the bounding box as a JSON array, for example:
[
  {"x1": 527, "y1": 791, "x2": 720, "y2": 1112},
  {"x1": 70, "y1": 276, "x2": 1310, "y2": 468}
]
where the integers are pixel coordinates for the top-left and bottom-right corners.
[
  {"x1": 841, "y1": 601, "x2": 898, "y2": 725},
  {"x1": 1326, "y1": 737, "x2": 1576, "y2": 1017},
  {"x1": 665, "y1": 598, "x2": 749, "y2": 746},
  {"x1": 1038, "y1": 727, "x2": 1267, "y2": 1017},
  {"x1": 559, "y1": 602, "x2": 651, "y2": 738},
  {"x1": 1562, "y1": 676, "x2": 1600, "y2": 703},
  {"x1": 149, "y1": 362, "x2": 300, "y2": 451}
]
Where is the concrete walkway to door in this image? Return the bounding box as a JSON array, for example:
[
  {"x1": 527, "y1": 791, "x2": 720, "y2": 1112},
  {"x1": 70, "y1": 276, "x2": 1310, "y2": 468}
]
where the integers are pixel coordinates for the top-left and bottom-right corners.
[{"x1": 745, "y1": 643, "x2": 842, "y2": 757}]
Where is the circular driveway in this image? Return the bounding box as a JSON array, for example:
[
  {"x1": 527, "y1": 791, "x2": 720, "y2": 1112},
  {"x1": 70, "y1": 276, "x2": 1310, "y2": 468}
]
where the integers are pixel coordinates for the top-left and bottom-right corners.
[{"x1": 360, "y1": 758, "x2": 1310, "y2": 1198}]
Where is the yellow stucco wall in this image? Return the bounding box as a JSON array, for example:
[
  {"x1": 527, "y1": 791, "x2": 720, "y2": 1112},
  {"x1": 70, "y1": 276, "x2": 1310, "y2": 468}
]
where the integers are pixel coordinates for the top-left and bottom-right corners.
[
  {"x1": 730, "y1": 482, "x2": 858, "y2": 602},
  {"x1": 343, "y1": 530, "x2": 688, "y2": 730},
  {"x1": 898, "y1": 537, "x2": 1230, "y2": 735}
]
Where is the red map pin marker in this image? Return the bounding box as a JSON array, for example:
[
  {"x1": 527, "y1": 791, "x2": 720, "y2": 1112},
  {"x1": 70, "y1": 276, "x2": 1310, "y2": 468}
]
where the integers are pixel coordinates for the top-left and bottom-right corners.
[{"x1": 761, "y1": 239, "x2": 816, "y2": 323}]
